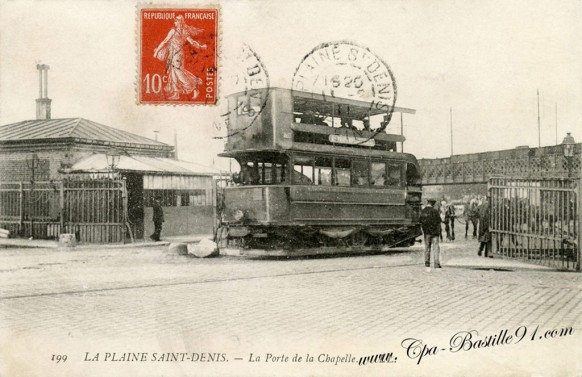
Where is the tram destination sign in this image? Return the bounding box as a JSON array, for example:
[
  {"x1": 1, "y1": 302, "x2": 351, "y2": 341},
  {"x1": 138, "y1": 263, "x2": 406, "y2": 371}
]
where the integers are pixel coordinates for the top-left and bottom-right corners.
[{"x1": 329, "y1": 134, "x2": 375, "y2": 147}]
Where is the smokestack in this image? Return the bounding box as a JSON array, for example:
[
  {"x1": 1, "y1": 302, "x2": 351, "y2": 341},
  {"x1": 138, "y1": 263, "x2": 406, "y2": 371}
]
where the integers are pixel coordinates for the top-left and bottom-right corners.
[
  {"x1": 36, "y1": 64, "x2": 52, "y2": 120},
  {"x1": 153, "y1": 130, "x2": 159, "y2": 141}
]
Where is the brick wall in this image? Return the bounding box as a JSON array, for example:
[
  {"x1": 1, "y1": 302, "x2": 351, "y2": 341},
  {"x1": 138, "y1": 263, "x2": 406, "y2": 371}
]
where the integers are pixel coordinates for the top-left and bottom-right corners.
[{"x1": 0, "y1": 149, "x2": 94, "y2": 182}]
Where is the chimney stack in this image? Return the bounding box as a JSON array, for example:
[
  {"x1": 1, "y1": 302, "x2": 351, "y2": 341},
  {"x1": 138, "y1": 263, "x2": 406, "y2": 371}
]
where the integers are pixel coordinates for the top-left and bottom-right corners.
[{"x1": 36, "y1": 64, "x2": 51, "y2": 120}]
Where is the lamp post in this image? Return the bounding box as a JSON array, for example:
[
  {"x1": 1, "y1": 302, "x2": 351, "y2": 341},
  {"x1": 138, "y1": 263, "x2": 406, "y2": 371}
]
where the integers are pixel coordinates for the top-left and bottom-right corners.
[
  {"x1": 105, "y1": 150, "x2": 121, "y2": 177},
  {"x1": 106, "y1": 150, "x2": 120, "y2": 170},
  {"x1": 25, "y1": 153, "x2": 40, "y2": 237},
  {"x1": 561, "y1": 132, "x2": 576, "y2": 178}
]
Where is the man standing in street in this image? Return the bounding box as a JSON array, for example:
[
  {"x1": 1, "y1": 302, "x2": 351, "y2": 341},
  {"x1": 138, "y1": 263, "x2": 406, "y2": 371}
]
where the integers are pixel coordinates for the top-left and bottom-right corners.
[
  {"x1": 151, "y1": 196, "x2": 164, "y2": 242},
  {"x1": 420, "y1": 199, "x2": 442, "y2": 271},
  {"x1": 477, "y1": 197, "x2": 491, "y2": 257}
]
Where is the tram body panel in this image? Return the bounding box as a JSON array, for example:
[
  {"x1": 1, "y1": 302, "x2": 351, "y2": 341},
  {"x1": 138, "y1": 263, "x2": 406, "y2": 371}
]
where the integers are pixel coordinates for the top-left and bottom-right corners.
[
  {"x1": 222, "y1": 186, "x2": 290, "y2": 224},
  {"x1": 288, "y1": 185, "x2": 407, "y2": 225}
]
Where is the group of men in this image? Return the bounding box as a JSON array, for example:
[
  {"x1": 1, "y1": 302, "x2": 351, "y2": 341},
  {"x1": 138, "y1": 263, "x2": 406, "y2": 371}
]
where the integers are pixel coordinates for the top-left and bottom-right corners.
[{"x1": 419, "y1": 196, "x2": 491, "y2": 271}]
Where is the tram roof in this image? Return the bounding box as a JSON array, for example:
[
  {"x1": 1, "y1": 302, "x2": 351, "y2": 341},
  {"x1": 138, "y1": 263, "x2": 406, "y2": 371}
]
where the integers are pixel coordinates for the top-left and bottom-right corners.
[
  {"x1": 219, "y1": 148, "x2": 419, "y2": 163},
  {"x1": 226, "y1": 87, "x2": 416, "y2": 116}
]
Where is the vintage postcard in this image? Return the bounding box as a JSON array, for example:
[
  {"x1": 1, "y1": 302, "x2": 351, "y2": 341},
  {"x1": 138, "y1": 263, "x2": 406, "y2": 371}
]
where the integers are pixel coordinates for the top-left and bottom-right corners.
[{"x1": 0, "y1": 1, "x2": 581, "y2": 377}]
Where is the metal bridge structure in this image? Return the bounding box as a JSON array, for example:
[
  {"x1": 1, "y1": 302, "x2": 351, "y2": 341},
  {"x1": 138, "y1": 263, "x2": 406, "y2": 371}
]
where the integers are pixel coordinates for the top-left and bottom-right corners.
[{"x1": 419, "y1": 144, "x2": 581, "y2": 186}]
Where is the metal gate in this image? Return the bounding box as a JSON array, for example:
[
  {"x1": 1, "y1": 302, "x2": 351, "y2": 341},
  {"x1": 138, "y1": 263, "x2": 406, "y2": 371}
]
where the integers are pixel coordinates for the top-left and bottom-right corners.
[
  {"x1": 0, "y1": 179, "x2": 128, "y2": 243},
  {"x1": 489, "y1": 177, "x2": 580, "y2": 271}
]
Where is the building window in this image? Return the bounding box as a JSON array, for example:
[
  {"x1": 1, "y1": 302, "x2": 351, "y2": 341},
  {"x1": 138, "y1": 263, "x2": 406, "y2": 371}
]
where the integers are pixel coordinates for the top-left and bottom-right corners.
[{"x1": 144, "y1": 189, "x2": 208, "y2": 207}]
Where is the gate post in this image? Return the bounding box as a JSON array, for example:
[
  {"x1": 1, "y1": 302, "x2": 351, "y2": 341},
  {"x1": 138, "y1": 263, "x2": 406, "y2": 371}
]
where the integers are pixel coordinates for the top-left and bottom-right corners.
[
  {"x1": 121, "y1": 180, "x2": 131, "y2": 244},
  {"x1": 18, "y1": 182, "x2": 24, "y2": 236},
  {"x1": 59, "y1": 182, "x2": 65, "y2": 234},
  {"x1": 577, "y1": 167, "x2": 581, "y2": 271}
]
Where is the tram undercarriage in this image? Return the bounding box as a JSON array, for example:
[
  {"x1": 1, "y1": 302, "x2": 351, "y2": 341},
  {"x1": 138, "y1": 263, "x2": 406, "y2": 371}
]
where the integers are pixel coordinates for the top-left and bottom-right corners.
[{"x1": 216, "y1": 224, "x2": 422, "y2": 257}]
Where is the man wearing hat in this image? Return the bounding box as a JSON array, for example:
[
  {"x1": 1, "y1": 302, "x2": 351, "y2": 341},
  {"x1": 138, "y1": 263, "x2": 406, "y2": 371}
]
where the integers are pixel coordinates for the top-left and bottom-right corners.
[
  {"x1": 150, "y1": 196, "x2": 165, "y2": 242},
  {"x1": 420, "y1": 199, "x2": 443, "y2": 271}
]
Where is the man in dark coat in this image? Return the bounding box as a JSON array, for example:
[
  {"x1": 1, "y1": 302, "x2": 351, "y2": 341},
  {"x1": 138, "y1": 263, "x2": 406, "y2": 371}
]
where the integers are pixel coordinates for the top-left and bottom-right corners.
[
  {"x1": 419, "y1": 199, "x2": 442, "y2": 270},
  {"x1": 444, "y1": 202, "x2": 456, "y2": 241},
  {"x1": 151, "y1": 196, "x2": 164, "y2": 242},
  {"x1": 477, "y1": 198, "x2": 491, "y2": 257}
]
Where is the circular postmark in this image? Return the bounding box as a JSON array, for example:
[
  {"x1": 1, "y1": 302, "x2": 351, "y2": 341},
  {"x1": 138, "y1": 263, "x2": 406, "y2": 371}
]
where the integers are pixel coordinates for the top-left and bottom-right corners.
[
  {"x1": 214, "y1": 43, "x2": 270, "y2": 137},
  {"x1": 292, "y1": 41, "x2": 397, "y2": 133}
]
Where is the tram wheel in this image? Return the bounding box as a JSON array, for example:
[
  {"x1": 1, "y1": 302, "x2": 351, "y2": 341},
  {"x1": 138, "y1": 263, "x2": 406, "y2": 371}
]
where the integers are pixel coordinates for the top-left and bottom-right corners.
[{"x1": 349, "y1": 231, "x2": 369, "y2": 247}]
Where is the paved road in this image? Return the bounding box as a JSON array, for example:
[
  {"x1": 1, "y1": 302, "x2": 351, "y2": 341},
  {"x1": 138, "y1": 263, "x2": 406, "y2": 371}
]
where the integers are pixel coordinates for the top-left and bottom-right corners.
[{"x1": 0, "y1": 239, "x2": 580, "y2": 377}]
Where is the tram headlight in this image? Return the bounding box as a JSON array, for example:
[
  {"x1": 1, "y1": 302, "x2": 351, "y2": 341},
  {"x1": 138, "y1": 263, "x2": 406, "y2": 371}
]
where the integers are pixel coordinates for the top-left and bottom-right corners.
[{"x1": 233, "y1": 209, "x2": 245, "y2": 222}]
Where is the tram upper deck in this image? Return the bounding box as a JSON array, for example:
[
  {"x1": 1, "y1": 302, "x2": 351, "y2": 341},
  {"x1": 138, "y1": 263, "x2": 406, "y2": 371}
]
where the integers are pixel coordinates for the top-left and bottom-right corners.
[{"x1": 220, "y1": 87, "x2": 416, "y2": 160}]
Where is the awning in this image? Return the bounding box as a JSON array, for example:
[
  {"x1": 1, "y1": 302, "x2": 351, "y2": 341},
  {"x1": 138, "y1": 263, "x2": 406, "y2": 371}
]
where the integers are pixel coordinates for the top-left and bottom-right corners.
[{"x1": 68, "y1": 154, "x2": 223, "y2": 176}]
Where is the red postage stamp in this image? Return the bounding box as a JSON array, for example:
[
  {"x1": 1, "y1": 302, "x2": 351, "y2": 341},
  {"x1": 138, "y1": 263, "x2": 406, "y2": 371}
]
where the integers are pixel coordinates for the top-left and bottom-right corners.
[{"x1": 138, "y1": 6, "x2": 219, "y2": 105}]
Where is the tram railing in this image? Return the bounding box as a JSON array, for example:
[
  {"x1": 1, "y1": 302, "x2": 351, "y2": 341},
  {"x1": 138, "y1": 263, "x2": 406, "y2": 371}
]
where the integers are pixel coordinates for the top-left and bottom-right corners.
[{"x1": 488, "y1": 176, "x2": 580, "y2": 271}]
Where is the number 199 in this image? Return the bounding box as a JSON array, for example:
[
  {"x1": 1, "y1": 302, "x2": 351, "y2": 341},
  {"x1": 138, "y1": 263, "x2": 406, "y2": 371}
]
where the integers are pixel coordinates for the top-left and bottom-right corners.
[{"x1": 51, "y1": 354, "x2": 67, "y2": 363}]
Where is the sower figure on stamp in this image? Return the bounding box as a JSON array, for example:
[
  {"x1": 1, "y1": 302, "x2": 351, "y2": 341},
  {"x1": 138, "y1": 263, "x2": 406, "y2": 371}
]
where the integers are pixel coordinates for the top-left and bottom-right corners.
[
  {"x1": 151, "y1": 196, "x2": 164, "y2": 242},
  {"x1": 154, "y1": 15, "x2": 207, "y2": 100},
  {"x1": 420, "y1": 199, "x2": 442, "y2": 271}
]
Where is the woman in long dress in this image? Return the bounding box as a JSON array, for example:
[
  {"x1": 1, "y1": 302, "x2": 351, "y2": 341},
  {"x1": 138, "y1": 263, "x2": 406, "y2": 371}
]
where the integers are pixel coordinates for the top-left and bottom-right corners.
[{"x1": 154, "y1": 15, "x2": 207, "y2": 100}]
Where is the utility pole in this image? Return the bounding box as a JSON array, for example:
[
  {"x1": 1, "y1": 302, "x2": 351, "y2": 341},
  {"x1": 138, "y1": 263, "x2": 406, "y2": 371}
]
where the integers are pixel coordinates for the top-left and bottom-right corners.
[
  {"x1": 537, "y1": 89, "x2": 541, "y2": 148},
  {"x1": 450, "y1": 107, "x2": 453, "y2": 156},
  {"x1": 400, "y1": 112, "x2": 404, "y2": 153},
  {"x1": 555, "y1": 103, "x2": 558, "y2": 145},
  {"x1": 174, "y1": 128, "x2": 178, "y2": 160}
]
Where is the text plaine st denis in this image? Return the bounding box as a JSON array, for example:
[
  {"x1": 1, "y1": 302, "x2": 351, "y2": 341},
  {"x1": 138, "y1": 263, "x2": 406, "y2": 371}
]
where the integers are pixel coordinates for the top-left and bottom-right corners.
[{"x1": 51, "y1": 325, "x2": 572, "y2": 367}]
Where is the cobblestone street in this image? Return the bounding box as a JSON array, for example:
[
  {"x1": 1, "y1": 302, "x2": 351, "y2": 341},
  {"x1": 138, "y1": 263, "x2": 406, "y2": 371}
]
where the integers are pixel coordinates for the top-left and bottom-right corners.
[{"x1": 0, "y1": 239, "x2": 581, "y2": 377}]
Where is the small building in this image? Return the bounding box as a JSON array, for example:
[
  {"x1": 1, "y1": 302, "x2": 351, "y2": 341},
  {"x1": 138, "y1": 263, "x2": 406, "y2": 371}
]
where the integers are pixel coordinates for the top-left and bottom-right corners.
[
  {"x1": 0, "y1": 64, "x2": 219, "y2": 242},
  {"x1": 68, "y1": 153, "x2": 218, "y2": 238}
]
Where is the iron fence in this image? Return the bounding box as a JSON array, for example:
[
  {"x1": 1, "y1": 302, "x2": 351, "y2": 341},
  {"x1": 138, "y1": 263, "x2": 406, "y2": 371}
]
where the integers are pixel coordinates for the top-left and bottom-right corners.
[
  {"x1": 0, "y1": 179, "x2": 127, "y2": 243},
  {"x1": 489, "y1": 177, "x2": 580, "y2": 271}
]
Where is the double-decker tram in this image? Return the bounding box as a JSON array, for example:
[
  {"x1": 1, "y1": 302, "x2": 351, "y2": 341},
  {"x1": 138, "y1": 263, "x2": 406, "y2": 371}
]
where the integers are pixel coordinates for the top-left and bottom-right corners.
[{"x1": 216, "y1": 87, "x2": 422, "y2": 256}]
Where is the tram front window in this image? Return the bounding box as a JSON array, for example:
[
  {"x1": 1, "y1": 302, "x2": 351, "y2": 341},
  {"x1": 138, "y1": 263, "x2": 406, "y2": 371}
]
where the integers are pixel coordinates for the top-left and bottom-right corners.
[
  {"x1": 238, "y1": 158, "x2": 287, "y2": 185},
  {"x1": 387, "y1": 163, "x2": 403, "y2": 186},
  {"x1": 293, "y1": 157, "x2": 314, "y2": 184}
]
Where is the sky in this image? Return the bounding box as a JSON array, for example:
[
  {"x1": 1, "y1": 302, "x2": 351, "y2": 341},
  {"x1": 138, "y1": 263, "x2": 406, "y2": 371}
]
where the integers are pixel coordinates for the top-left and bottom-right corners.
[{"x1": 1, "y1": 0, "x2": 581, "y2": 170}]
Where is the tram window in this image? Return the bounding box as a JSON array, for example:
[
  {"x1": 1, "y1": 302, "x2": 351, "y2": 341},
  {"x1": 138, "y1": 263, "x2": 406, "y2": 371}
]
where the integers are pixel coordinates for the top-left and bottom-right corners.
[
  {"x1": 259, "y1": 162, "x2": 272, "y2": 184},
  {"x1": 387, "y1": 163, "x2": 403, "y2": 186},
  {"x1": 240, "y1": 162, "x2": 260, "y2": 185},
  {"x1": 314, "y1": 157, "x2": 333, "y2": 186},
  {"x1": 273, "y1": 163, "x2": 286, "y2": 184},
  {"x1": 371, "y1": 162, "x2": 386, "y2": 186},
  {"x1": 406, "y1": 163, "x2": 421, "y2": 186},
  {"x1": 334, "y1": 158, "x2": 351, "y2": 186},
  {"x1": 352, "y1": 160, "x2": 369, "y2": 186},
  {"x1": 293, "y1": 157, "x2": 313, "y2": 184},
  {"x1": 250, "y1": 161, "x2": 288, "y2": 185}
]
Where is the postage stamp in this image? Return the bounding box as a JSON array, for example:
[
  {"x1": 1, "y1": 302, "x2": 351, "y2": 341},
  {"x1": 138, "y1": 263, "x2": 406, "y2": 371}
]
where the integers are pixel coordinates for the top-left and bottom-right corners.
[
  {"x1": 292, "y1": 41, "x2": 397, "y2": 132},
  {"x1": 138, "y1": 6, "x2": 219, "y2": 105}
]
